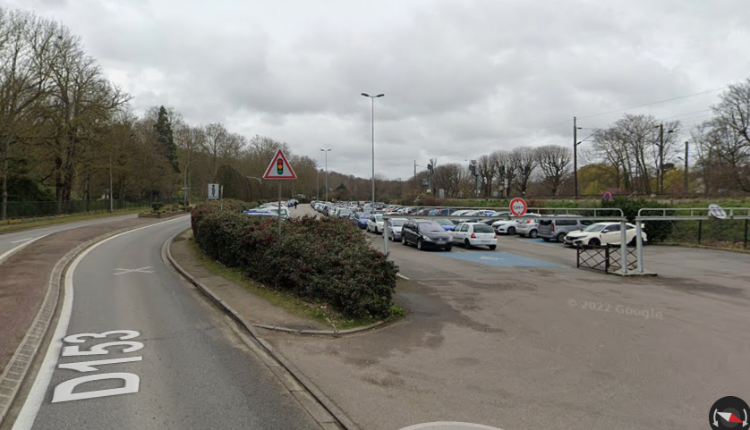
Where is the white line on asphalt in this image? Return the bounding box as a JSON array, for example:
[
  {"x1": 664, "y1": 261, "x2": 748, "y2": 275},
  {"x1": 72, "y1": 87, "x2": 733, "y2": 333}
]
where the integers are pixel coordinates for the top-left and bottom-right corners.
[
  {"x1": 396, "y1": 273, "x2": 410, "y2": 280},
  {"x1": 0, "y1": 235, "x2": 47, "y2": 266},
  {"x1": 11, "y1": 216, "x2": 187, "y2": 430},
  {"x1": 10, "y1": 238, "x2": 34, "y2": 244}
]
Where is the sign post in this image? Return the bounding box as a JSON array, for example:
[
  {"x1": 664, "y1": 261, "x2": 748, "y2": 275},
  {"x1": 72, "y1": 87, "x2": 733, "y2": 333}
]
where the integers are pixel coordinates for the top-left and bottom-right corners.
[
  {"x1": 603, "y1": 191, "x2": 612, "y2": 201},
  {"x1": 263, "y1": 149, "x2": 297, "y2": 238},
  {"x1": 207, "y1": 183, "x2": 219, "y2": 200}
]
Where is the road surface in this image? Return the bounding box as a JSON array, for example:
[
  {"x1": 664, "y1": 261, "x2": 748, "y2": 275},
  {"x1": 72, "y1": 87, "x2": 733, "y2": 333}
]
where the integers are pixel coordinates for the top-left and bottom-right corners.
[{"x1": 12, "y1": 217, "x2": 320, "y2": 430}]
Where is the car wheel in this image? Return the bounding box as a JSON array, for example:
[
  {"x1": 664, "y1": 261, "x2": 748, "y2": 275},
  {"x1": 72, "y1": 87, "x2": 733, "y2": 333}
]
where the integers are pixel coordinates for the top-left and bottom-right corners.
[
  {"x1": 445, "y1": 245, "x2": 452, "y2": 252},
  {"x1": 488, "y1": 245, "x2": 497, "y2": 250},
  {"x1": 628, "y1": 237, "x2": 637, "y2": 246},
  {"x1": 589, "y1": 238, "x2": 601, "y2": 246},
  {"x1": 507, "y1": 226, "x2": 516, "y2": 235},
  {"x1": 402, "y1": 235, "x2": 408, "y2": 246},
  {"x1": 417, "y1": 239, "x2": 424, "y2": 250},
  {"x1": 464, "y1": 239, "x2": 472, "y2": 249},
  {"x1": 556, "y1": 233, "x2": 566, "y2": 243},
  {"x1": 375, "y1": 227, "x2": 379, "y2": 234},
  {"x1": 529, "y1": 229, "x2": 538, "y2": 238}
]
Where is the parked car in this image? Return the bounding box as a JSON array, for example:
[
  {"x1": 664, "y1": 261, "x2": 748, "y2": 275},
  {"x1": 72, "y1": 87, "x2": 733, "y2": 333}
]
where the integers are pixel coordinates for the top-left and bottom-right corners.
[
  {"x1": 564, "y1": 222, "x2": 647, "y2": 247},
  {"x1": 428, "y1": 209, "x2": 439, "y2": 216},
  {"x1": 538, "y1": 216, "x2": 593, "y2": 243},
  {"x1": 514, "y1": 214, "x2": 541, "y2": 238},
  {"x1": 491, "y1": 218, "x2": 517, "y2": 235},
  {"x1": 337, "y1": 208, "x2": 353, "y2": 219},
  {"x1": 242, "y1": 209, "x2": 278, "y2": 219},
  {"x1": 450, "y1": 223, "x2": 498, "y2": 250},
  {"x1": 436, "y1": 208, "x2": 455, "y2": 216},
  {"x1": 416, "y1": 209, "x2": 431, "y2": 216},
  {"x1": 366, "y1": 214, "x2": 384, "y2": 234},
  {"x1": 433, "y1": 218, "x2": 457, "y2": 231},
  {"x1": 352, "y1": 212, "x2": 369, "y2": 229},
  {"x1": 401, "y1": 220, "x2": 453, "y2": 251},
  {"x1": 263, "y1": 206, "x2": 289, "y2": 218},
  {"x1": 386, "y1": 218, "x2": 408, "y2": 241}
]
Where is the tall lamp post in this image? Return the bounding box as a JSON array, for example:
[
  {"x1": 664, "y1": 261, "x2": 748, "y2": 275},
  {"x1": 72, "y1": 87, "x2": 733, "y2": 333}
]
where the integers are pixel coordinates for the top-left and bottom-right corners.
[
  {"x1": 361, "y1": 93, "x2": 384, "y2": 208},
  {"x1": 320, "y1": 149, "x2": 331, "y2": 202},
  {"x1": 573, "y1": 117, "x2": 582, "y2": 198},
  {"x1": 183, "y1": 159, "x2": 198, "y2": 206}
]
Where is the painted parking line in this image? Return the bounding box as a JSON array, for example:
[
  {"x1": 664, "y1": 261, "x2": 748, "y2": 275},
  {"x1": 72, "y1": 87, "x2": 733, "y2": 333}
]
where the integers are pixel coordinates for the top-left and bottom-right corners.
[
  {"x1": 438, "y1": 251, "x2": 562, "y2": 268},
  {"x1": 522, "y1": 239, "x2": 562, "y2": 246}
]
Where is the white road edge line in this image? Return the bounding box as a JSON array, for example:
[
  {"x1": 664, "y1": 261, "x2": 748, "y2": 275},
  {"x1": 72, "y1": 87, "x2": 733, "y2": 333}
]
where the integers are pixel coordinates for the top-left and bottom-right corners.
[
  {"x1": 396, "y1": 273, "x2": 410, "y2": 280},
  {"x1": 10, "y1": 238, "x2": 34, "y2": 244},
  {"x1": 11, "y1": 216, "x2": 187, "y2": 430},
  {"x1": 0, "y1": 236, "x2": 48, "y2": 265}
]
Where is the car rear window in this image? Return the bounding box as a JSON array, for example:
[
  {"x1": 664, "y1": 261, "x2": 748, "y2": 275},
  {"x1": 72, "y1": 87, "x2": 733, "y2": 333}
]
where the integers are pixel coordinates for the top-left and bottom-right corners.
[
  {"x1": 418, "y1": 222, "x2": 443, "y2": 232},
  {"x1": 539, "y1": 220, "x2": 552, "y2": 226},
  {"x1": 473, "y1": 224, "x2": 494, "y2": 233}
]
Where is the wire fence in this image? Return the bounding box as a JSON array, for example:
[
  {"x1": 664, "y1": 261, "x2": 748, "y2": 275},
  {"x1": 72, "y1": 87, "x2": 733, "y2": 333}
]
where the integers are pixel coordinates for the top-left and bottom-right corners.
[
  {"x1": 1, "y1": 199, "x2": 182, "y2": 224},
  {"x1": 667, "y1": 218, "x2": 750, "y2": 250}
]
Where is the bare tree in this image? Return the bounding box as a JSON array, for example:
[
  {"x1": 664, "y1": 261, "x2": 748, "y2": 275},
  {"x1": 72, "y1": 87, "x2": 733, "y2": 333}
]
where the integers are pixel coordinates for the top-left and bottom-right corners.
[
  {"x1": 476, "y1": 154, "x2": 497, "y2": 198},
  {"x1": 536, "y1": 145, "x2": 571, "y2": 195},
  {"x1": 509, "y1": 147, "x2": 537, "y2": 195}
]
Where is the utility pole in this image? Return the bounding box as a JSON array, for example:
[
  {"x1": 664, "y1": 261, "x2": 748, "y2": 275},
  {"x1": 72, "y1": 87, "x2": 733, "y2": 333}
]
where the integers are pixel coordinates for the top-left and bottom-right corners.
[
  {"x1": 684, "y1": 141, "x2": 689, "y2": 193},
  {"x1": 320, "y1": 149, "x2": 331, "y2": 202},
  {"x1": 658, "y1": 123, "x2": 664, "y2": 194},
  {"x1": 109, "y1": 154, "x2": 114, "y2": 213},
  {"x1": 573, "y1": 116, "x2": 582, "y2": 198},
  {"x1": 413, "y1": 160, "x2": 417, "y2": 189}
]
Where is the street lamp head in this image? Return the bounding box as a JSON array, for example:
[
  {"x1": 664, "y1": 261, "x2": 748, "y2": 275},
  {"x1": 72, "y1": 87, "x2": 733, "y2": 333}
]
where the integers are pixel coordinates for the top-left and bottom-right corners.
[
  {"x1": 361, "y1": 93, "x2": 370, "y2": 97},
  {"x1": 376, "y1": 94, "x2": 384, "y2": 97}
]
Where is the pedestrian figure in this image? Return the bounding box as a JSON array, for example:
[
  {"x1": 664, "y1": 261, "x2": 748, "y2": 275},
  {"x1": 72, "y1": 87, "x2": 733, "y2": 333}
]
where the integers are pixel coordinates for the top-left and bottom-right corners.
[{"x1": 294, "y1": 201, "x2": 298, "y2": 209}]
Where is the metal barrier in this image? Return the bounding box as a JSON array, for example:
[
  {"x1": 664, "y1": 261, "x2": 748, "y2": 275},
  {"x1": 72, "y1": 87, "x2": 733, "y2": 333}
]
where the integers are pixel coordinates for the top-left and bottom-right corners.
[
  {"x1": 577, "y1": 244, "x2": 638, "y2": 274},
  {"x1": 634, "y1": 207, "x2": 750, "y2": 275}
]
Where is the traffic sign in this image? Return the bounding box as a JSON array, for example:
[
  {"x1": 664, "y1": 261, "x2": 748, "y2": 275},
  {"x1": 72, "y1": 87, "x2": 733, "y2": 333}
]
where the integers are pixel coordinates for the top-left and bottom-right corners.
[
  {"x1": 263, "y1": 149, "x2": 297, "y2": 180},
  {"x1": 207, "y1": 183, "x2": 220, "y2": 200},
  {"x1": 708, "y1": 204, "x2": 727, "y2": 219},
  {"x1": 603, "y1": 191, "x2": 612, "y2": 201},
  {"x1": 509, "y1": 198, "x2": 527, "y2": 217}
]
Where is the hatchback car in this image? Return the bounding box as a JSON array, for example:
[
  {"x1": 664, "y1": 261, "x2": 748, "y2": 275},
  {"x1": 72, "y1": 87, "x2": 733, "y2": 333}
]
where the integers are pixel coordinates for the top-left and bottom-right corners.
[
  {"x1": 352, "y1": 212, "x2": 369, "y2": 229},
  {"x1": 491, "y1": 218, "x2": 517, "y2": 235},
  {"x1": 564, "y1": 222, "x2": 648, "y2": 247},
  {"x1": 450, "y1": 223, "x2": 498, "y2": 250},
  {"x1": 538, "y1": 216, "x2": 593, "y2": 243},
  {"x1": 366, "y1": 214, "x2": 384, "y2": 234},
  {"x1": 401, "y1": 220, "x2": 453, "y2": 251},
  {"x1": 386, "y1": 218, "x2": 408, "y2": 241}
]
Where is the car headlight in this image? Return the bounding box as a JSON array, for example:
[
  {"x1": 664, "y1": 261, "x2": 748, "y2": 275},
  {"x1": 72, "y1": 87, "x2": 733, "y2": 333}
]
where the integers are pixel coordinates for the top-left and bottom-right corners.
[{"x1": 421, "y1": 235, "x2": 433, "y2": 241}]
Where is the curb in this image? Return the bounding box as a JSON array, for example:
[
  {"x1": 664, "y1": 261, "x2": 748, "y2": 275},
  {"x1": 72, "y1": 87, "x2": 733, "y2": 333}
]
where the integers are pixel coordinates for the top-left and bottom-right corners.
[
  {"x1": 0, "y1": 222, "x2": 169, "y2": 427},
  {"x1": 164, "y1": 231, "x2": 361, "y2": 430}
]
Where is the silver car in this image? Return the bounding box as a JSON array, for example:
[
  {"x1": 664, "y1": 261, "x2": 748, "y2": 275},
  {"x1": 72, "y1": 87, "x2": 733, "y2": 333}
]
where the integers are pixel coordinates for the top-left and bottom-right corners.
[{"x1": 386, "y1": 218, "x2": 408, "y2": 241}]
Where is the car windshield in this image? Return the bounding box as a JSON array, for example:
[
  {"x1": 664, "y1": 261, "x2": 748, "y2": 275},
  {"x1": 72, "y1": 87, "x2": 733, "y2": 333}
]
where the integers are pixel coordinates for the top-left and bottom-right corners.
[
  {"x1": 583, "y1": 224, "x2": 607, "y2": 232},
  {"x1": 374, "y1": 215, "x2": 383, "y2": 221},
  {"x1": 473, "y1": 224, "x2": 494, "y2": 233},
  {"x1": 389, "y1": 220, "x2": 405, "y2": 227},
  {"x1": 418, "y1": 222, "x2": 444, "y2": 233}
]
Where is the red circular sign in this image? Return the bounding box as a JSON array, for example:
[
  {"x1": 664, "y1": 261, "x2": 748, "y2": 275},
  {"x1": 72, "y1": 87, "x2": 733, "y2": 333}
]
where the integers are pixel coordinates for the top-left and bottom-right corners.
[{"x1": 509, "y1": 198, "x2": 527, "y2": 217}]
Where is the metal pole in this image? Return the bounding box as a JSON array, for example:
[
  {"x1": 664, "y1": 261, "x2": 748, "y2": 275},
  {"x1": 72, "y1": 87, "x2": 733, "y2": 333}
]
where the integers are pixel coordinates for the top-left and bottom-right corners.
[
  {"x1": 325, "y1": 151, "x2": 329, "y2": 202},
  {"x1": 278, "y1": 180, "x2": 282, "y2": 237},
  {"x1": 635, "y1": 221, "x2": 645, "y2": 273},
  {"x1": 414, "y1": 160, "x2": 417, "y2": 190},
  {"x1": 698, "y1": 220, "x2": 702, "y2": 245},
  {"x1": 744, "y1": 219, "x2": 748, "y2": 250},
  {"x1": 658, "y1": 124, "x2": 664, "y2": 194},
  {"x1": 183, "y1": 162, "x2": 188, "y2": 207},
  {"x1": 573, "y1": 116, "x2": 578, "y2": 198},
  {"x1": 371, "y1": 97, "x2": 375, "y2": 208},
  {"x1": 684, "y1": 141, "x2": 689, "y2": 193},
  {"x1": 619, "y1": 220, "x2": 628, "y2": 275},
  {"x1": 316, "y1": 168, "x2": 319, "y2": 200},
  {"x1": 383, "y1": 218, "x2": 389, "y2": 254}
]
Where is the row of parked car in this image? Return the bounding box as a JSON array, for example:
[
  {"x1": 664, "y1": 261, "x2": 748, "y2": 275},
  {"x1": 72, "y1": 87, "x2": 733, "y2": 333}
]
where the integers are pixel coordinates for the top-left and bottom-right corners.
[{"x1": 309, "y1": 201, "x2": 648, "y2": 249}]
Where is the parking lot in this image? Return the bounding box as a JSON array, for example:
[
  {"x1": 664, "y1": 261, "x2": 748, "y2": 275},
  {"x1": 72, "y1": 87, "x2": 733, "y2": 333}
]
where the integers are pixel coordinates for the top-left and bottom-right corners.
[{"x1": 273, "y1": 204, "x2": 750, "y2": 430}]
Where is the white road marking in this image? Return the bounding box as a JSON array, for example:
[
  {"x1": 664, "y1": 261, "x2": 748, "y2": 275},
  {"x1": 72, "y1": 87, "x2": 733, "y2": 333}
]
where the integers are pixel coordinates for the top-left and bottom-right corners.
[
  {"x1": 480, "y1": 256, "x2": 500, "y2": 261},
  {"x1": 396, "y1": 273, "x2": 410, "y2": 280},
  {"x1": 11, "y1": 216, "x2": 186, "y2": 430},
  {"x1": 11, "y1": 237, "x2": 35, "y2": 244},
  {"x1": 113, "y1": 266, "x2": 154, "y2": 275},
  {"x1": 0, "y1": 235, "x2": 47, "y2": 265}
]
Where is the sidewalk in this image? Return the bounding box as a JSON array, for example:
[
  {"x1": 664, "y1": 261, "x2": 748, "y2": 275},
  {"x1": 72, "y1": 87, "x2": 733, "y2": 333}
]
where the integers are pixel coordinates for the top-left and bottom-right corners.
[{"x1": 0, "y1": 218, "x2": 159, "y2": 376}]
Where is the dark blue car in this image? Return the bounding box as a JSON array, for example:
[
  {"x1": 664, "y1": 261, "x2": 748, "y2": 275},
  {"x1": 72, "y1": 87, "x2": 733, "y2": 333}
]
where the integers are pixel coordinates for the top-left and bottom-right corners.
[{"x1": 352, "y1": 212, "x2": 369, "y2": 229}]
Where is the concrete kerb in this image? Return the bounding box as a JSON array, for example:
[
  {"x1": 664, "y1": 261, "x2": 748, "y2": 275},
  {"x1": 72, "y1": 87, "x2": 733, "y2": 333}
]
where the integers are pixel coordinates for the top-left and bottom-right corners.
[
  {"x1": 163, "y1": 231, "x2": 361, "y2": 430},
  {"x1": 0, "y1": 222, "x2": 172, "y2": 427}
]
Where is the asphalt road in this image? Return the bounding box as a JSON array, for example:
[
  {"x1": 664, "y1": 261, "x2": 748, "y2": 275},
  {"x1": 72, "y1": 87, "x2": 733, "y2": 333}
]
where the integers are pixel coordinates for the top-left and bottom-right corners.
[
  {"x1": 0, "y1": 214, "x2": 139, "y2": 260},
  {"x1": 12, "y1": 217, "x2": 319, "y2": 430},
  {"x1": 272, "y1": 205, "x2": 750, "y2": 430}
]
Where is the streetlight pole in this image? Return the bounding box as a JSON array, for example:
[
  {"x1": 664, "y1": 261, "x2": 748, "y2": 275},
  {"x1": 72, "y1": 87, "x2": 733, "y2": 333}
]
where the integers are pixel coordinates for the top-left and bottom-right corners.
[
  {"x1": 573, "y1": 117, "x2": 582, "y2": 198},
  {"x1": 109, "y1": 154, "x2": 114, "y2": 213},
  {"x1": 684, "y1": 141, "x2": 689, "y2": 193},
  {"x1": 320, "y1": 149, "x2": 331, "y2": 202},
  {"x1": 316, "y1": 165, "x2": 319, "y2": 200},
  {"x1": 183, "y1": 159, "x2": 198, "y2": 206},
  {"x1": 362, "y1": 93, "x2": 384, "y2": 208}
]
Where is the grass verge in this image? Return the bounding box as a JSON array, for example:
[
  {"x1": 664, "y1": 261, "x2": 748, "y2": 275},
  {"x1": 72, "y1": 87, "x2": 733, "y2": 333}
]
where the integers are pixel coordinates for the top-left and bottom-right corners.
[
  {"x1": 187, "y1": 237, "x2": 405, "y2": 330},
  {"x1": 0, "y1": 208, "x2": 147, "y2": 234}
]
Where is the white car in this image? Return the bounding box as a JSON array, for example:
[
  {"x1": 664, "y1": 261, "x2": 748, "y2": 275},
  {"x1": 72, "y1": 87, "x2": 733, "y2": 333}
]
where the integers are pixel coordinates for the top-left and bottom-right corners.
[
  {"x1": 450, "y1": 222, "x2": 498, "y2": 250},
  {"x1": 386, "y1": 218, "x2": 408, "y2": 241},
  {"x1": 366, "y1": 214, "x2": 384, "y2": 234},
  {"x1": 491, "y1": 218, "x2": 517, "y2": 235},
  {"x1": 564, "y1": 222, "x2": 648, "y2": 247}
]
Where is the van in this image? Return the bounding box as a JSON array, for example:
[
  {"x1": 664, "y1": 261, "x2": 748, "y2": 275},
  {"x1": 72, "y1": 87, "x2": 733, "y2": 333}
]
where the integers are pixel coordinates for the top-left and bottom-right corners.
[{"x1": 537, "y1": 216, "x2": 593, "y2": 243}]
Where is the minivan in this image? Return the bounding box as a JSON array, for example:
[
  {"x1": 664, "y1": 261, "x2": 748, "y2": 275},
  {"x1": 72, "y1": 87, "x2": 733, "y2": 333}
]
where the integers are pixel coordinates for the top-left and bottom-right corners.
[{"x1": 537, "y1": 216, "x2": 593, "y2": 243}]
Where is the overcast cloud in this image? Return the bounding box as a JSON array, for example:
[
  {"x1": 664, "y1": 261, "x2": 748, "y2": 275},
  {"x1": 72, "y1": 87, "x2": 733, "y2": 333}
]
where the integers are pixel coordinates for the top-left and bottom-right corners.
[{"x1": 5, "y1": 0, "x2": 750, "y2": 178}]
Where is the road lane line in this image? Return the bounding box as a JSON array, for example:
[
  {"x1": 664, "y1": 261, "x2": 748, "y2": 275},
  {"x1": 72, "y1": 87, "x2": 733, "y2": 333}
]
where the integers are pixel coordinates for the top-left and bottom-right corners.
[
  {"x1": 0, "y1": 235, "x2": 47, "y2": 266},
  {"x1": 396, "y1": 273, "x2": 410, "y2": 280},
  {"x1": 10, "y1": 238, "x2": 34, "y2": 244},
  {"x1": 11, "y1": 216, "x2": 187, "y2": 430}
]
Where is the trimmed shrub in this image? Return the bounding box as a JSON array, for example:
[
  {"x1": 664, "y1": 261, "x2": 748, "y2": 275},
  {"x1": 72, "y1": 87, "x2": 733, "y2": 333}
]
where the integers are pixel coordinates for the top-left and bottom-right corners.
[
  {"x1": 192, "y1": 203, "x2": 398, "y2": 319},
  {"x1": 599, "y1": 196, "x2": 675, "y2": 243}
]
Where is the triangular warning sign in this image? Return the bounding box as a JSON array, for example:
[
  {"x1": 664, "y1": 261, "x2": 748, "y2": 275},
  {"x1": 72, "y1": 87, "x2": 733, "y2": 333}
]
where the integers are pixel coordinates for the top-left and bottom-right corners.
[{"x1": 263, "y1": 149, "x2": 297, "y2": 180}]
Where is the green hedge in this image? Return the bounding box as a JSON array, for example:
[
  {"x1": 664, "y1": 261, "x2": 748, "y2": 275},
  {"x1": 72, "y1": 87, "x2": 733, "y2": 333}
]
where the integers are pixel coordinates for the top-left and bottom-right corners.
[{"x1": 191, "y1": 201, "x2": 398, "y2": 319}]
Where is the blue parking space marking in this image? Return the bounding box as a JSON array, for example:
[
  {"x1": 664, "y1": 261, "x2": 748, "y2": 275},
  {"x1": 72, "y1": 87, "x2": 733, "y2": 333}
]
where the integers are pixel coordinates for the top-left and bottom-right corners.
[
  {"x1": 439, "y1": 251, "x2": 561, "y2": 268},
  {"x1": 525, "y1": 239, "x2": 560, "y2": 245}
]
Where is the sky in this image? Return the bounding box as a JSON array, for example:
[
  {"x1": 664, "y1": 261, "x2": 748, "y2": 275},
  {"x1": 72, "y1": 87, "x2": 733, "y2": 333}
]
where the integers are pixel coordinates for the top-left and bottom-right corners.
[{"x1": 4, "y1": 0, "x2": 750, "y2": 179}]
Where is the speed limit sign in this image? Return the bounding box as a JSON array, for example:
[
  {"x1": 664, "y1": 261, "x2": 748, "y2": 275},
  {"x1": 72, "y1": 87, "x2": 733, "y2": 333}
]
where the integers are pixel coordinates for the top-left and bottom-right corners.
[{"x1": 509, "y1": 198, "x2": 528, "y2": 217}]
